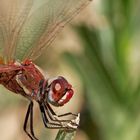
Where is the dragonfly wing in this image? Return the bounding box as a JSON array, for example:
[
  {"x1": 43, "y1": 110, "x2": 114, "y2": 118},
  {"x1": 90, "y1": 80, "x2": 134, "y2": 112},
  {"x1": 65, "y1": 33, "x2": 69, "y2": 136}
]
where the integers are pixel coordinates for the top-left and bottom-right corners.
[
  {"x1": 0, "y1": 0, "x2": 33, "y2": 63},
  {"x1": 15, "y1": 0, "x2": 92, "y2": 61}
]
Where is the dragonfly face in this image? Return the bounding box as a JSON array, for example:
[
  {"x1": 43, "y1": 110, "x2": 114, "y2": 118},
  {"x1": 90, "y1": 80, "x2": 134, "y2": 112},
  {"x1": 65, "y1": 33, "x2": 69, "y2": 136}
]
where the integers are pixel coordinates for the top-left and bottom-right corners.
[
  {"x1": 46, "y1": 76, "x2": 74, "y2": 106},
  {"x1": 0, "y1": 0, "x2": 92, "y2": 139}
]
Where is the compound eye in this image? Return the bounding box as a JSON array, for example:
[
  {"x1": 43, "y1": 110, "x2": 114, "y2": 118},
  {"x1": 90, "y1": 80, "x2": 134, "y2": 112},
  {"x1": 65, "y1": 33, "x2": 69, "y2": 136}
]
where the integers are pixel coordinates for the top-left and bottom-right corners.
[{"x1": 47, "y1": 76, "x2": 74, "y2": 106}]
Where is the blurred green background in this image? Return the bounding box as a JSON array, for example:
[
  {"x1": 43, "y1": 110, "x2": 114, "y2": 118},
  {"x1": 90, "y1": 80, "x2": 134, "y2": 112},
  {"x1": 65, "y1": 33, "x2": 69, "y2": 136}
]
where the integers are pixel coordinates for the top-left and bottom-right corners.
[
  {"x1": 62, "y1": 0, "x2": 140, "y2": 140},
  {"x1": 0, "y1": 0, "x2": 140, "y2": 140}
]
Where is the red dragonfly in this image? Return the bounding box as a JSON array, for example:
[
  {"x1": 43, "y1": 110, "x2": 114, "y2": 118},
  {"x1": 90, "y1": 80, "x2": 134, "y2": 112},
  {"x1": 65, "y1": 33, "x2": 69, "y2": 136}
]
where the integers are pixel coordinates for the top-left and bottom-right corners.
[{"x1": 0, "y1": 0, "x2": 92, "y2": 139}]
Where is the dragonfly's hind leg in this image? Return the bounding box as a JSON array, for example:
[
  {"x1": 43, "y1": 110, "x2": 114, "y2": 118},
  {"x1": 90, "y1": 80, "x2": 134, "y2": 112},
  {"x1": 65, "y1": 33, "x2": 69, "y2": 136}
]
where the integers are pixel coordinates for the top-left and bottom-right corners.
[{"x1": 24, "y1": 101, "x2": 38, "y2": 140}]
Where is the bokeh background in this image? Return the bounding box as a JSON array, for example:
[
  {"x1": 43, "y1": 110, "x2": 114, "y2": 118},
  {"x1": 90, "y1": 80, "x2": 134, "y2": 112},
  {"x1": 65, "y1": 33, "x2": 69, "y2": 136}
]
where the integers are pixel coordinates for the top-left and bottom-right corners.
[{"x1": 0, "y1": 0, "x2": 140, "y2": 140}]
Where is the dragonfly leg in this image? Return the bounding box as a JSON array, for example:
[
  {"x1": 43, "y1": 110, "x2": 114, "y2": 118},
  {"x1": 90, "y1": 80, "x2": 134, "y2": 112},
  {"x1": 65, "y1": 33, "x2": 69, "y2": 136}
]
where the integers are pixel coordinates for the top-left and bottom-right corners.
[
  {"x1": 44, "y1": 103, "x2": 79, "y2": 127},
  {"x1": 39, "y1": 104, "x2": 76, "y2": 130},
  {"x1": 24, "y1": 101, "x2": 38, "y2": 140},
  {"x1": 36, "y1": 79, "x2": 46, "y2": 102},
  {"x1": 30, "y1": 102, "x2": 38, "y2": 140},
  {"x1": 46, "y1": 102, "x2": 78, "y2": 118},
  {"x1": 39, "y1": 103, "x2": 78, "y2": 130}
]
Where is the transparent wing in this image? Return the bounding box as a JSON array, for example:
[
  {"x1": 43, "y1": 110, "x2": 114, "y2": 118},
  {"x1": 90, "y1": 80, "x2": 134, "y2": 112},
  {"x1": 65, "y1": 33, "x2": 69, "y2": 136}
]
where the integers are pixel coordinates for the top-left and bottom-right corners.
[
  {"x1": 15, "y1": 0, "x2": 92, "y2": 61},
  {"x1": 0, "y1": 0, "x2": 33, "y2": 63}
]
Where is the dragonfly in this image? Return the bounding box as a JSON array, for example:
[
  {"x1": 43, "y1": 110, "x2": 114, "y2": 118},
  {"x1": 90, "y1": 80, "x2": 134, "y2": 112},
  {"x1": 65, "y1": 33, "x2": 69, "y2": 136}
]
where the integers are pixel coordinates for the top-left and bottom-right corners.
[{"x1": 0, "y1": 0, "x2": 92, "y2": 140}]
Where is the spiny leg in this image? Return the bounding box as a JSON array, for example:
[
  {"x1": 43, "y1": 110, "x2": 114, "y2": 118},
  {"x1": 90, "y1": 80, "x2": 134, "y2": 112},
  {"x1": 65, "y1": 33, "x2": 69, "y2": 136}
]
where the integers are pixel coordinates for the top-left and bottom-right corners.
[
  {"x1": 46, "y1": 102, "x2": 78, "y2": 118},
  {"x1": 37, "y1": 79, "x2": 45, "y2": 100},
  {"x1": 24, "y1": 101, "x2": 38, "y2": 140},
  {"x1": 30, "y1": 102, "x2": 38, "y2": 139},
  {"x1": 39, "y1": 104, "x2": 75, "y2": 130},
  {"x1": 45, "y1": 103, "x2": 79, "y2": 126},
  {"x1": 24, "y1": 101, "x2": 32, "y2": 139}
]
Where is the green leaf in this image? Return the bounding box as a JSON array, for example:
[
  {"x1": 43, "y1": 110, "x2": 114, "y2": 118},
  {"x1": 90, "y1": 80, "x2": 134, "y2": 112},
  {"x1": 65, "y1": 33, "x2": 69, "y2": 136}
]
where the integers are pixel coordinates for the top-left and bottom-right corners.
[{"x1": 55, "y1": 130, "x2": 76, "y2": 140}]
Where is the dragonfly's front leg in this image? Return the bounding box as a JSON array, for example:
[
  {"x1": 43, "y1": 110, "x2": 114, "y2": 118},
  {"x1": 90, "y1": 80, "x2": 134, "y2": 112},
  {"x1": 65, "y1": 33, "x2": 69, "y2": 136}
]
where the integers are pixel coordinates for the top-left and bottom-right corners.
[
  {"x1": 39, "y1": 103, "x2": 80, "y2": 130},
  {"x1": 39, "y1": 104, "x2": 70, "y2": 129},
  {"x1": 46, "y1": 102, "x2": 78, "y2": 118},
  {"x1": 24, "y1": 101, "x2": 38, "y2": 140},
  {"x1": 45, "y1": 102, "x2": 79, "y2": 126}
]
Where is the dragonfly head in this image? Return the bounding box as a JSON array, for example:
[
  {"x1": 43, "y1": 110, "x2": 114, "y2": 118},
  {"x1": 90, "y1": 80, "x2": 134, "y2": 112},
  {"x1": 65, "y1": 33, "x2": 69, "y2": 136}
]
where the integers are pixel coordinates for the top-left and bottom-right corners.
[{"x1": 46, "y1": 76, "x2": 74, "y2": 106}]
